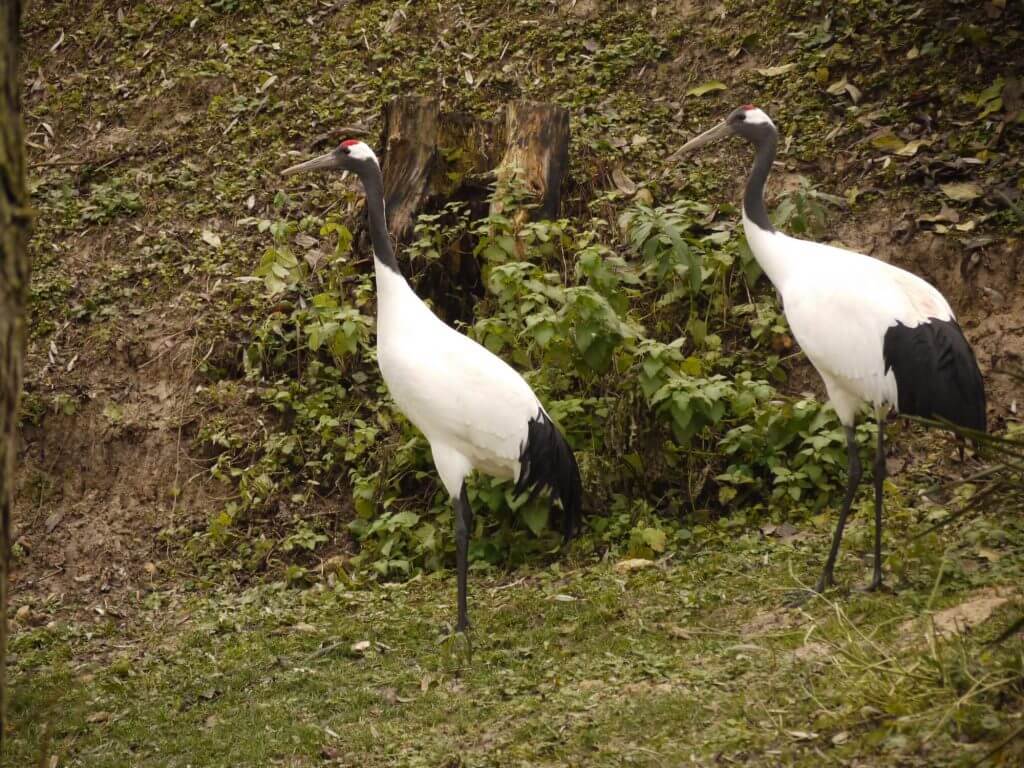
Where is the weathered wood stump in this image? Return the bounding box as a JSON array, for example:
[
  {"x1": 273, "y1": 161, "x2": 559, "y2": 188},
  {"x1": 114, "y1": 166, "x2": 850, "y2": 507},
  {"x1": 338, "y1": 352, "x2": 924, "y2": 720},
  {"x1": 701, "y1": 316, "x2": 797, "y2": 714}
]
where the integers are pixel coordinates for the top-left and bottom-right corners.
[
  {"x1": 375, "y1": 96, "x2": 570, "y2": 321},
  {"x1": 490, "y1": 101, "x2": 570, "y2": 223},
  {"x1": 380, "y1": 96, "x2": 503, "y2": 243}
]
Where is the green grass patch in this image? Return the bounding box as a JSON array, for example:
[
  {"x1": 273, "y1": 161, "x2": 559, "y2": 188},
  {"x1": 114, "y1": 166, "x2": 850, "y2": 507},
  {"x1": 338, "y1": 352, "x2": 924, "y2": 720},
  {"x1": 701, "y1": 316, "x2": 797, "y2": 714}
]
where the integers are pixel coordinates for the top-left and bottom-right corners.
[{"x1": 9, "y1": 515, "x2": 1023, "y2": 767}]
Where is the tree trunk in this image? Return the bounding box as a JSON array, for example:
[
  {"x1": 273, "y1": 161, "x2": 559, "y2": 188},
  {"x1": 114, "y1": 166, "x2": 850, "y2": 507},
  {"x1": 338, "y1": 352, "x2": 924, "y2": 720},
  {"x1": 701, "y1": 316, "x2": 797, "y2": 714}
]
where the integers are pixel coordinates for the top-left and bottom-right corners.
[
  {"x1": 379, "y1": 95, "x2": 503, "y2": 243},
  {"x1": 375, "y1": 97, "x2": 569, "y2": 322},
  {"x1": 489, "y1": 100, "x2": 570, "y2": 222},
  {"x1": 0, "y1": 0, "x2": 31, "y2": 749}
]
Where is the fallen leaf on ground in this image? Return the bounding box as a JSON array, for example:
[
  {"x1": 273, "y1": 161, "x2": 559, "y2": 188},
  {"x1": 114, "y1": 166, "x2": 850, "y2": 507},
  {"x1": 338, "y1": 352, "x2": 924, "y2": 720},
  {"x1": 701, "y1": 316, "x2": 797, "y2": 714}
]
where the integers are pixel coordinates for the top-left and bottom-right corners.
[
  {"x1": 787, "y1": 730, "x2": 818, "y2": 741},
  {"x1": 613, "y1": 558, "x2": 655, "y2": 574},
  {"x1": 686, "y1": 80, "x2": 727, "y2": 97},
  {"x1": 940, "y1": 181, "x2": 982, "y2": 202},
  {"x1": 901, "y1": 588, "x2": 1017, "y2": 638},
  {"x1": 896, "y1": 138, "x2": 930, "y2": 157},
  {"x1": 918, "y1": 205, "x2": 961, "y2": 225},
  {"x1": 756, "y1": 63, "x2": 797, "y2": 77},
  {"x1": 870, "y1": 131, "x2": 906, "y2": 153},
  {"x1": 611, "y1": 167, "x2": 637, "y2": 195}
]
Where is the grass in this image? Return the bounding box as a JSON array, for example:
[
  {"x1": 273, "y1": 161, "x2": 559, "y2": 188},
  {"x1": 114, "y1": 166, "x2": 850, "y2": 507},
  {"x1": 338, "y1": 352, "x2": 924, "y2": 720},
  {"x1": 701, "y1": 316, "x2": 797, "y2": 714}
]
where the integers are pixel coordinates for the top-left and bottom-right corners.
[{"x1": 9, "y1": 507, "x2": 1023, "y2": 767}]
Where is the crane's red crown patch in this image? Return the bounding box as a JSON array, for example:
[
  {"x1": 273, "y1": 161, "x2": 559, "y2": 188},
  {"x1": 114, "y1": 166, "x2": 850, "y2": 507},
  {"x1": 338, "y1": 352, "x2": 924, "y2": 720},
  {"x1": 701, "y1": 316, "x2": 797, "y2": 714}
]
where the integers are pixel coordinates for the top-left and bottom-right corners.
[
  {"x1": 340, "y1": 139, "x2": 360, "y2": 148},
  {"x1": 741, "y1": 104, "x2": 756, "y2": 110}
]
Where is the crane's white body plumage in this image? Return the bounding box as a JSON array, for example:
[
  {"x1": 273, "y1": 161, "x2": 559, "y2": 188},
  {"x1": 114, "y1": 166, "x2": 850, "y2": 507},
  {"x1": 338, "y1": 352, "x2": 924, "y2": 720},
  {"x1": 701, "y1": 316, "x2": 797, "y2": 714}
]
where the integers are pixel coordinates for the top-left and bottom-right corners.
[
  {"x1": 679, "y1": 104, "x2": 985, "y2": 593},
  {"x1": 373, "y1": 256, "x2": 542, "y2": 495},
  {"x1": 743, "y1": 213, "x2": 955, "y2": 425},
  {"x1": 283, "y1": 138, "x2": 581, "y2": 631}
]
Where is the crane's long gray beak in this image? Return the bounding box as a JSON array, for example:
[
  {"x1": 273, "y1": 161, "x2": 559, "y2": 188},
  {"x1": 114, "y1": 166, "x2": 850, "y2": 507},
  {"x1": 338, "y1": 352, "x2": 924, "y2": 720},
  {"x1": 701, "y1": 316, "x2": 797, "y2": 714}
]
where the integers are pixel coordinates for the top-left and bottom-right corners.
[
  {"x1": 281, "y1": 151, "x2": 341, "y2": 176},
  {"x1": 669, "y1": 120, "x2": 734, "y2": 160}
]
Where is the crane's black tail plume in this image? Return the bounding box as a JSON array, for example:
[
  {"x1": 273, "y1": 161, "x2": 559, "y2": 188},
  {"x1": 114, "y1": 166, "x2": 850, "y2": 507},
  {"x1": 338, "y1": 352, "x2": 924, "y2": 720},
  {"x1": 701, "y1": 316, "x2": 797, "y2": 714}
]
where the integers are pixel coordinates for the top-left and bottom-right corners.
[
  {"x1": 883, "y1": 318, "x2": 987, "y2": 432},
  {"x1": 515, "y1": 409, "x2": 583, "y2": 541}
]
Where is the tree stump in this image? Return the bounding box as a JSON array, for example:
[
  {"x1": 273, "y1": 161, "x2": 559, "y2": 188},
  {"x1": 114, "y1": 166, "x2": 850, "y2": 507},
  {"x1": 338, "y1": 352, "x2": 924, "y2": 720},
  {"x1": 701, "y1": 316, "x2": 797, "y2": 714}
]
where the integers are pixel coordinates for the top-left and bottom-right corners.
[
  {"x1": 375, "y1": 97, "x2": 570, "y2": 321},
  {"x1": 490, "y1": 101, "x2": 570, "y2": 223},
  {"x1": 380, "y1": 96, "x2": 502, "y2": 243},
  {"x1": 379, "y1": 97, "x2": 571, "y2": 241}
]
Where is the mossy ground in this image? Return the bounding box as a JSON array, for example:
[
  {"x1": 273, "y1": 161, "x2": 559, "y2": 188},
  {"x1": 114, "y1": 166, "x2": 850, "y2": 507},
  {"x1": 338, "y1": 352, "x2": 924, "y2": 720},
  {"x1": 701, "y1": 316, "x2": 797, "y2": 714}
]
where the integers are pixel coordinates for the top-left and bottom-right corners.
[{"x1": 9, "y1": 504, "x2": 1024, "y2": 766}]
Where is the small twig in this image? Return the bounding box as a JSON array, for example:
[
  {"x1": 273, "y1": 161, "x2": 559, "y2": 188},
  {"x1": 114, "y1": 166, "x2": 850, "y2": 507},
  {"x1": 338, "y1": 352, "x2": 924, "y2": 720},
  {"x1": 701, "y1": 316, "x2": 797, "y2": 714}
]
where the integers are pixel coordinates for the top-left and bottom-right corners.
[
  {"x1": 918, "y1": 465, "x2": 1002, "y2": 497},
  {"x1": 909, "y1": 480, "x2": 1004, "y2": 541},
  {"x1": 30, "y1": 151, "x2": 129, "y2": 169},
  {"x1": 488, "y1": 576, "x2": 526, "y2": 593},
  {"x1": 308, "y1": 640, "x2": 347, "y2": 660},
  {"x1": 996, "y1": 190, "x2": 1024, "y2": 225},
  {"x1": 26, "y1": 567, "x2": 63, "y2": 586}
]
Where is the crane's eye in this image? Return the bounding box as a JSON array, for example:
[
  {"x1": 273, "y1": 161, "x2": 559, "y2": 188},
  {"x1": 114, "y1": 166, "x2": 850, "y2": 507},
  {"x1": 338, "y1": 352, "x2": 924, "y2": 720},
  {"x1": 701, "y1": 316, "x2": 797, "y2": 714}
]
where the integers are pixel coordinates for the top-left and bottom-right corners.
[{"x1": 340, "y1": 145, "x2": 350, "y2": 155}]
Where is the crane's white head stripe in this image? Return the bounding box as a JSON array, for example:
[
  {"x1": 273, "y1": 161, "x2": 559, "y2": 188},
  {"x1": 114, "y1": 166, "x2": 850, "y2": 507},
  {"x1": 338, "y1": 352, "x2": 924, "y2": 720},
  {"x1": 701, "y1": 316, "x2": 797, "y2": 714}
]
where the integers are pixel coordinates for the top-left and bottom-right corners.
[
  {"x1": 341, "y1": 140, "x2": 379, "y2": 164},
  {"x1": 742, "y1": 107, "x2": 774, "y2": 126}
]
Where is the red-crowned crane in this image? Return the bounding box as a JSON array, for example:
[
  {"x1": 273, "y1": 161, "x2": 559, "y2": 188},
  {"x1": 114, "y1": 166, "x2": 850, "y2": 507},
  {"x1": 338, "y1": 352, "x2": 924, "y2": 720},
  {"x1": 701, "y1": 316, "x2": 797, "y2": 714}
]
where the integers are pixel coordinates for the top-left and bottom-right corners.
[
  {"x1": 675, "y1": 106, "x2": 986, "y2": 595},
  {"x1": 282, "y1": 140, "x2": 582, "y2": 634}
]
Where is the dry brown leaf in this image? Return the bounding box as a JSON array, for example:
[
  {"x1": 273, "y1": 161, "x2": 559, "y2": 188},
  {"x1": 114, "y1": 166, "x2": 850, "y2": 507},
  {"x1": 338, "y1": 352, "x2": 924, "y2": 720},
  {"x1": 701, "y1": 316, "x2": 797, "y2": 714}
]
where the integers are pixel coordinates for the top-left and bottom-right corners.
[
  {"x1": 613, "y1": 558, "x2": 655, "y2": 573},
  {"x1": 940, "y1": 181, "x2": 983, "y2": 202},
  {"x1": 611, "y1": 167, "x2": 637, "y2": 195},
  {"x1": 756, "y1": 63, "x2": 797, "y2": 77},
  {"x1": 896, "y1": 138, "x2": 929, "y2": 157},
  {"x1": 901, "y1": 588, "x2": 1017, "y2": 638}
]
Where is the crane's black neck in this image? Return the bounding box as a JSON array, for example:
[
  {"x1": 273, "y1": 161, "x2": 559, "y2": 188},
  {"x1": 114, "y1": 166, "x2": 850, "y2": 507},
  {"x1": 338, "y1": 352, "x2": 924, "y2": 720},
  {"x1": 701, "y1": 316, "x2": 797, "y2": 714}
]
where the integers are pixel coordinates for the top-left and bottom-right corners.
[
  {"x1": 360, "y1": 166, "x2": 401, "y2": 275},
  {"x1": 743, "y1": 131, "x2": 777, "y2": 233}
]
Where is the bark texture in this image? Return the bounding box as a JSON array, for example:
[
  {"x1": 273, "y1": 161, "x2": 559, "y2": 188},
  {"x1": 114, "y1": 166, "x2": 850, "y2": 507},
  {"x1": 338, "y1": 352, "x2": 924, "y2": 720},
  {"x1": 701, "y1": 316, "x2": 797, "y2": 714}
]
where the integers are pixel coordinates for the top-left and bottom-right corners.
[
  {"x1": 375, "y1": 97, "x2": 570, "y2": 321},
  {"x1": 489, "y1": 100, "x2": 570, "y2": 222},
  {"x1": 379, "y1": 97, "x2": 570, "y2": 241},
  {"x1": 0, "y1": 0, "x2": 31, "y2": 748},
  {"x1": 379, "y1": 95, "x2": 503, "y2": 243}
]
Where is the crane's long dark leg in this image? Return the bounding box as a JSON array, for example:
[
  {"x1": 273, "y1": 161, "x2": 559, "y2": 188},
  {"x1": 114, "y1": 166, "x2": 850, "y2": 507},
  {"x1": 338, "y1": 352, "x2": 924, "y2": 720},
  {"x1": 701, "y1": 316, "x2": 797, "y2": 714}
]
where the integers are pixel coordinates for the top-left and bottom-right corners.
[
  {"x1": 815, "y1": 426, "x2": 862, "y2": 593},
  {"x1": 454, "y1": 483, "x2": 473, "y2": 633},
  {"x1": 868, "y1": 419, "x2": 886, "y2": 591}
]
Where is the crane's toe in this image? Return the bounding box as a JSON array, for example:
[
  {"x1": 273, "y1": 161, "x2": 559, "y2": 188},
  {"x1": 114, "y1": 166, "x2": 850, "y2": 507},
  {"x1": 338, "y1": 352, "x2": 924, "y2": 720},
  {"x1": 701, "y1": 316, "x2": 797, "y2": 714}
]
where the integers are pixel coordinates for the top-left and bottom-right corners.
[{"x1": 438, "y1": 626, "x2": 474, "y2": 665}]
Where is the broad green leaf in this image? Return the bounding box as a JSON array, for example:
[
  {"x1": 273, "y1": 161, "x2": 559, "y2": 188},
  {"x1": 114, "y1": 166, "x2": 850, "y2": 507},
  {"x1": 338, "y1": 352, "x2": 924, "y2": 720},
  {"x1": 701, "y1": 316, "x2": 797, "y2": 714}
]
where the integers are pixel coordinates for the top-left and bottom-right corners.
[
  {"x1": 520, "y1": 504, "x2": 549, "y2": 537},
  {"x1": 389, "y1": 511, "x2": 420, "y2": 528},
  {"x1": 686, "y1": 80, "x2": 727, "y2": 97},
  {"x1": 640, "y1": 527, "x2": 667, "y2": 553}
]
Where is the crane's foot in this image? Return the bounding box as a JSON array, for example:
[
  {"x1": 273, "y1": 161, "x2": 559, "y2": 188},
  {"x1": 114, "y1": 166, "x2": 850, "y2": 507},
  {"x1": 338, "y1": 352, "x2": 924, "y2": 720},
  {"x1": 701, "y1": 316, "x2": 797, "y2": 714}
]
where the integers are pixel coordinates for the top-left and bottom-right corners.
[{"x1": 438, "y1": 623, "x2": 473, "y2": 666}]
